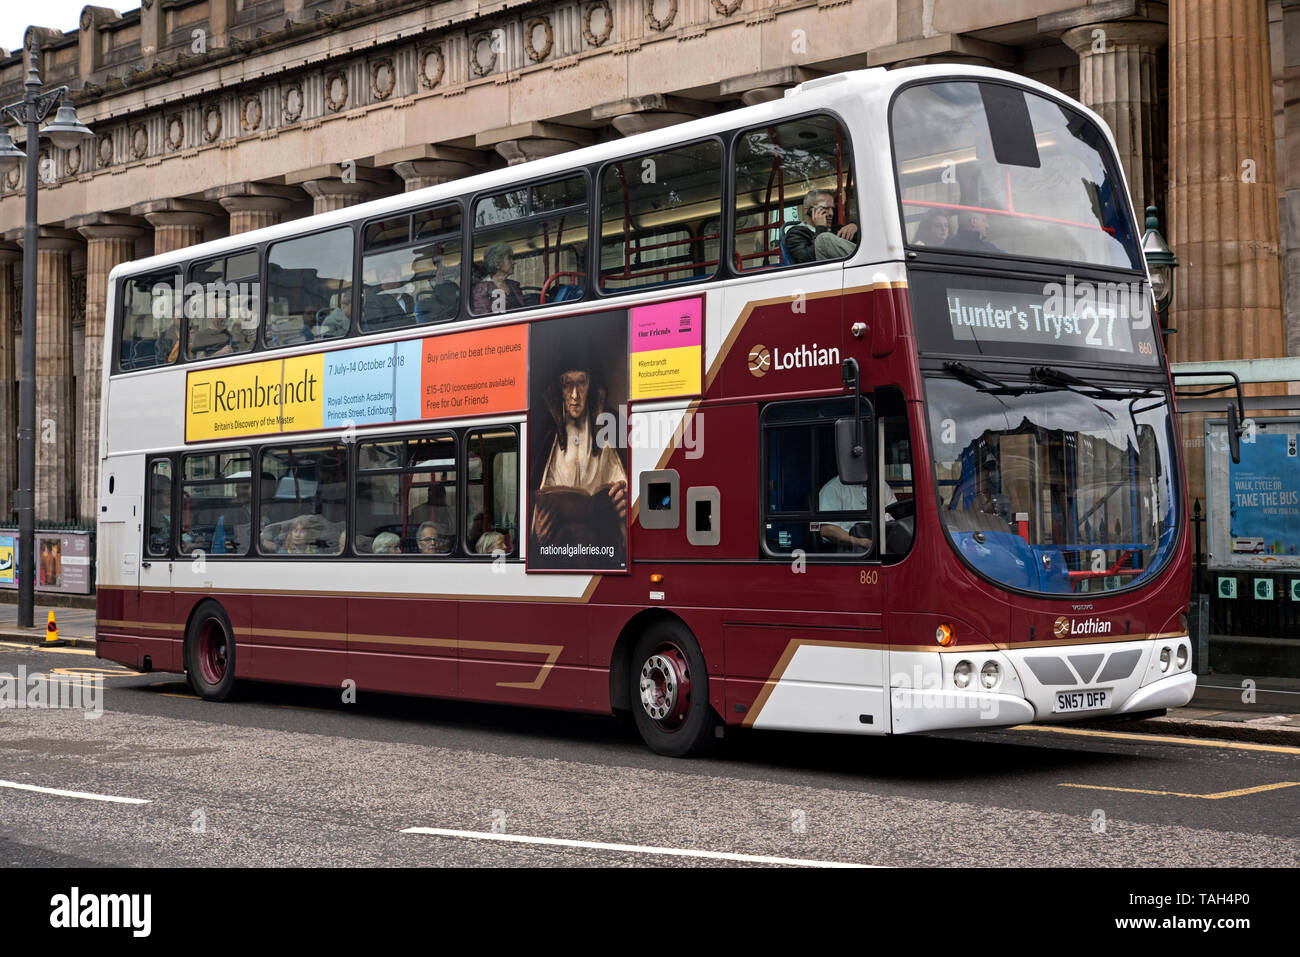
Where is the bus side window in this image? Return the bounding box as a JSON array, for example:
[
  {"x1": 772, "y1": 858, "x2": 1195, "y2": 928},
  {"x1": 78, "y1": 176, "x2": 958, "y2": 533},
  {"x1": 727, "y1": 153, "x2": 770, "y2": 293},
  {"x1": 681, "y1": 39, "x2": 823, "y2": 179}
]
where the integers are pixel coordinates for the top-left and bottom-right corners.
[
  {"x1": 119, "y1": 275, "x2": 179, "y2": 370},
  {"x1": 598, "y1": 139, "x2": 722, "y2": 294},
  {"x1": 360, "y1": 204, "x2": 462, "y2": 334},
  {"x1": 146, "y1": 458, "x2": 173, "y2": 557},
  {"x1": 470, "y1": 176, "x2": 588, "y2": 315},
  {"x1": 179, "y1": 451, "x2": 252, "y2": 556},
  {"x1": 733, "y1": 115, "x2": 858, "y2": 271},
  {"x1": 265, "y1": 227, "x2": 354, "y2": 349},
  {"x1": 187, "y1": 250, "x2": 258, "y2": 360},
  {"x1": 465, "y1": 428, "x2": 518, "y2": 556}
]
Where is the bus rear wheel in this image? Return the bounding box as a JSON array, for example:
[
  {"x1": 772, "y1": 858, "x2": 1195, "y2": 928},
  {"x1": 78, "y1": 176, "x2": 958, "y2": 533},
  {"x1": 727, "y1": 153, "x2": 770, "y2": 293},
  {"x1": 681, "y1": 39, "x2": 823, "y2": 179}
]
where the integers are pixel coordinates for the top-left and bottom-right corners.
[
  {"x1": 184, "y1": 600, "x2": 237, "y2": 701},
  {"x1": 630, "y1": 623, "x2": 715, "y2": 757}
]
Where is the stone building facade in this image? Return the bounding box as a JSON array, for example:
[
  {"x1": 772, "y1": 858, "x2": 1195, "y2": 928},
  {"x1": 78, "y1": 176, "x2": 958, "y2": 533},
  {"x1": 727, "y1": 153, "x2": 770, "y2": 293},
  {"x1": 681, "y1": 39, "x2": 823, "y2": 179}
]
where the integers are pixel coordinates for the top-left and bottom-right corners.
[{"x1": 0, "y1": 0, "x2": 1297, "y2": 528}]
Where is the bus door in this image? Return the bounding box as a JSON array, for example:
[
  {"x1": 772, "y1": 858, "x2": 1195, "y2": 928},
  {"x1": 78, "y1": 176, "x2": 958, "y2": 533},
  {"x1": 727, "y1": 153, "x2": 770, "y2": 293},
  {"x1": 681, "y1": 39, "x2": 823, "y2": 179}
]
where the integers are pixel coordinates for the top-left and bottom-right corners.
[{"x1": 139, "y1": 456, "x2": 175, "y2": 669}]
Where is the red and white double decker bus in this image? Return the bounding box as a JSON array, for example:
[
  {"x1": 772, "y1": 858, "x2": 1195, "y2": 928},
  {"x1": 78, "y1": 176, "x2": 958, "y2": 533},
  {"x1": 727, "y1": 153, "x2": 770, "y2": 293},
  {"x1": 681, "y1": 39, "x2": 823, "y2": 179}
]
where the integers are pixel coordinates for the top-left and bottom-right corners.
[{"x1": 95, "y1": 66, "x2": 1195, "y2": 756}]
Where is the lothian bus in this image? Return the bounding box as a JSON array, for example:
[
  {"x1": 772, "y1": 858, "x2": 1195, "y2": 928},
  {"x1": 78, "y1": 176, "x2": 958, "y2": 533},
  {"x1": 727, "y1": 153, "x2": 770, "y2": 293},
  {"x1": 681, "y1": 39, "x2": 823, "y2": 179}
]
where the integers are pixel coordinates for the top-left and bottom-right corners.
[{"x1": 95, "y1": 66, "x2": 1195, "y2": 756}]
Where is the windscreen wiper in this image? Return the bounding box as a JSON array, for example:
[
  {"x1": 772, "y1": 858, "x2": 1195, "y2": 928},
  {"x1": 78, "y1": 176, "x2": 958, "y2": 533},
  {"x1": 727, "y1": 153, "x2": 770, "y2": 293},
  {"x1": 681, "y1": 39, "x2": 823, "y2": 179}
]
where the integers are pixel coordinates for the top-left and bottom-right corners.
[
  {"x1": 1030, "y1": 365, "x2": 1159, "y2": 400},
  {"x1": 943, "y1": 360, "x2": 1019, "y2": 393}
]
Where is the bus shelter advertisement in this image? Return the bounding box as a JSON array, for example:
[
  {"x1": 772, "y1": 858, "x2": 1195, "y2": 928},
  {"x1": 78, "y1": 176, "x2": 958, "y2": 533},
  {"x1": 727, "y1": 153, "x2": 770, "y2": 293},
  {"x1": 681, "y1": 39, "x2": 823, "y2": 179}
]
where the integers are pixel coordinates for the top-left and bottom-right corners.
[
  {"x1": 1206, "y1": 418, "x2": 1300, "y2": 568},
  {"x1": 0, "y1": 530, "x2": 93, "y2": 594}
]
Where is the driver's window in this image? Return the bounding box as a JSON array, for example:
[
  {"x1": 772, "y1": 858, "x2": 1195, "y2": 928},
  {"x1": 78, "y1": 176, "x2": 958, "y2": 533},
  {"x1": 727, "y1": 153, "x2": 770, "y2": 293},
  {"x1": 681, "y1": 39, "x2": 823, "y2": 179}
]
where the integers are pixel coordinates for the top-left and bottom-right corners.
[
  {"x1": 762, "y1": 399, "x2": 876, "y2": 557},
  {"x1": 470, "y1": 175, "x2": 589, "y2": 315}
]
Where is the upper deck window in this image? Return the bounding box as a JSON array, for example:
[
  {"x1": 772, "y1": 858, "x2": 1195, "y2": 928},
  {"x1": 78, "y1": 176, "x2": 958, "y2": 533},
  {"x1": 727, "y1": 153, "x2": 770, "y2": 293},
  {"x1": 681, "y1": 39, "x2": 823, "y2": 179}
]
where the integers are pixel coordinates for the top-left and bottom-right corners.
[
  {"x1": 186, "y1": 250, "x2": 259, "y2": 360},
  {"x1": 470, "y1": 175, "x2": 588, "y2": 315},
  {"x1": 599, "y1": 140, "x2": 722, "y2": 293},
  {"x1": 892, "y1": 81, "x2": 1140, "y2": 270},
  {"x1": 265, "y1": 227, "x2": 354, "y2": 348},
  {"x1": 360, "y1": 203, "x2": 462, "y2": 334},
  {"x1": 119, "y1": 274, "x2": 179, "y2": 371},
  {"x1": 733, "y1": 115, "x2": 859, "y2": 271}
]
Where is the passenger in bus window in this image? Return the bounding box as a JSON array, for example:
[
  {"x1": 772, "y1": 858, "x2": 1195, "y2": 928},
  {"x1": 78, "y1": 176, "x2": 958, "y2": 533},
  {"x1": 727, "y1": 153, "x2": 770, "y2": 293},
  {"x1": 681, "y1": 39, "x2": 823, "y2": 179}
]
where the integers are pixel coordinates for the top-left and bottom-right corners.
[
  {"x1": 475, "y1": 530, "x2": 507, "y2": 555},
  {"x1": 416, "y1": 521, "x2": 452, "y2": 555},
  {"x1": 279, "y1": 514, "x2": 321, "y2": 555},
  {"x1": 817, "y1": 472, "x2": 896, "y2": 552},
  {"x1": 189, "y1": 311, "x2": 235, "y2": 359},
  {"x1": 912, "y1": 210, "x2": 952, "y2": 247},
  {"x1": 412, "y1": 247, "x2": 460, "y2": 323},
  {"x1": 371, "y1": 532, "x2": 401, "y2": 554},
  {"x1": 472, "y1": 243, "x2": 526, "y2": 314},
  {"x1": 785, "y1": 190, "x2": 859, "y2": 264},
  {"x1": 314, "y1": 295, "x2": 351, "y2": 339},
  {"x1": 946, "y1": 213, "x2": 1003, "y2": 253},
  {"x1": 364, "y1": 264, "x2": 414, "y2": 331}
]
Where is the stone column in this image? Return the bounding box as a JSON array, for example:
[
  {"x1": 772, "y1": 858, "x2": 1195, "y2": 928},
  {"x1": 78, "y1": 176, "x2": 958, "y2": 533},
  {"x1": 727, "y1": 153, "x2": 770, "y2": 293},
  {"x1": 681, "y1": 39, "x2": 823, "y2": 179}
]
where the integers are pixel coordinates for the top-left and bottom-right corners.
[
  {"x1": 1168, "y1": 0, "x2": 1286, "y2": 365},
  {"x1": 207, "y1": 183, "x2": 300, "y2": 235},
  {"x1": 23, "y1": 229, "x2": 80, "y2": 522},
  {"x1": 1061, "y1": 20, "x2": 1168, "y2": 218},
  {"x1": 68, "y1": 213, "x2": 145, "y2": 521},
  {"x1": 0, "y1": 244, "x2": 18, "y2": 524},
  {"x1": 377, "y1": 146, "x2": 486, "y2": 192},
  {"x1": 133, "y1": 199, "x2": 220, "y2": 255},
  {"x1": 288, "y1": 165, "x2": 391, "y2": 214},
  {"x1": 476, "y1": 122, "x2": 592, "y2": 166}
]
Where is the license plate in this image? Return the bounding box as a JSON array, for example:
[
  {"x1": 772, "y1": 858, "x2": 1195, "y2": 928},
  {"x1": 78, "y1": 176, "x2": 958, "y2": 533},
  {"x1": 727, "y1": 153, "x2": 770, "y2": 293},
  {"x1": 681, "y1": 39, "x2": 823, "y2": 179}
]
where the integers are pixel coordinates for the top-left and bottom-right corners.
[{"x1": 1053, "y1": 689, "x2": 1110, "y2": 714}]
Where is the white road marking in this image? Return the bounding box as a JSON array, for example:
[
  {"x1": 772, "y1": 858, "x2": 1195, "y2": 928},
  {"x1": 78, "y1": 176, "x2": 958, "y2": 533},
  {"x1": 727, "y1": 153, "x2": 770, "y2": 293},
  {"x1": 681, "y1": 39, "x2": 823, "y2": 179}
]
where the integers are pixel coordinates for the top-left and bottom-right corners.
[
  {"x1": 0, "y1": 780, "x2": 150, "y2": 805},
  {"x1": 402, "y1": 827, "x2": 874, "y2": 867}
]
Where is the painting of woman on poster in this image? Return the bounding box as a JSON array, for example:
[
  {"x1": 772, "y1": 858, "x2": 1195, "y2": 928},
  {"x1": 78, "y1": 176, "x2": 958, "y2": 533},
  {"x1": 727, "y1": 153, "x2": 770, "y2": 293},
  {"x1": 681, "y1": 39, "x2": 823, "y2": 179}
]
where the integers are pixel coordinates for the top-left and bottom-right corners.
[{"x1": 528, "y1": 311, "x2": 629, "y2": 571}]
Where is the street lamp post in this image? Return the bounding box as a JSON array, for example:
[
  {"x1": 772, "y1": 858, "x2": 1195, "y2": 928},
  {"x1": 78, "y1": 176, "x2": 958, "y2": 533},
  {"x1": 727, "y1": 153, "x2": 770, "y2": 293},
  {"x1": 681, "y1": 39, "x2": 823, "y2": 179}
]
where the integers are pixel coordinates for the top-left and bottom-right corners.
[
  {"x1": 1141, "y1": 205, "x2": 1179, "y2": 336},
  {"x1": 0, "y1": 35, "x2": 94, "y2": 629}
]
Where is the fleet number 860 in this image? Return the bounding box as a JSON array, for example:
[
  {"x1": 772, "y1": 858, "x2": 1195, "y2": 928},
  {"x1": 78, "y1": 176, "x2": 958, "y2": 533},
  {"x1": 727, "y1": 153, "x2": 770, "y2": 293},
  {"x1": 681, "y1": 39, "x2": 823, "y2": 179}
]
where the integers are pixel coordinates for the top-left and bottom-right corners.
[{"x1": 860, "y1": 570, "x2": 879, "y2": 585}]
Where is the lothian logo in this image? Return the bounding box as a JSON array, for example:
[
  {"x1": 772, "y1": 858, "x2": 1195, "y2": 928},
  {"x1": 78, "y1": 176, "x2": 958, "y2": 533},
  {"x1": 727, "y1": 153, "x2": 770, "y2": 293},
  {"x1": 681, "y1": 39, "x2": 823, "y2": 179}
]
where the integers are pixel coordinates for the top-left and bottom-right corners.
[
  {"x1": 1054, "y1": 615, "x2": 1112, "y2": 638},
  {"x1": 746, "y1": 342, "x2": 840, "y2": 377}
]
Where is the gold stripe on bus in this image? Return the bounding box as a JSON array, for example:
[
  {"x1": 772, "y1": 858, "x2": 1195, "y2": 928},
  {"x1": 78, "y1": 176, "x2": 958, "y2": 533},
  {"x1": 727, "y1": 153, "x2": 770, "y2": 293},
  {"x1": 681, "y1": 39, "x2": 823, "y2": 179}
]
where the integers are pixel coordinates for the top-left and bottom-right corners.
[
  {"x1": 742, "y1": 638, "x2": 889, "y2": 729},
  {"x1": 98, "y1": 618, "x2": 563, "y2": 690}
]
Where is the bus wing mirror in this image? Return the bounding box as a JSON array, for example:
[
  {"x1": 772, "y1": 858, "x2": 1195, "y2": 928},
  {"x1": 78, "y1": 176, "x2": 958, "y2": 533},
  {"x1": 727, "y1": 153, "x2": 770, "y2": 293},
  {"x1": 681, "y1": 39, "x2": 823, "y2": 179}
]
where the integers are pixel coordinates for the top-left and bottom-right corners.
[
  {"x1": 1227, "y1": 404, "x2": 1241, "y2": 465},
  {"x1": 835, "y1": 416, "x2": 871, "y2": 485}
]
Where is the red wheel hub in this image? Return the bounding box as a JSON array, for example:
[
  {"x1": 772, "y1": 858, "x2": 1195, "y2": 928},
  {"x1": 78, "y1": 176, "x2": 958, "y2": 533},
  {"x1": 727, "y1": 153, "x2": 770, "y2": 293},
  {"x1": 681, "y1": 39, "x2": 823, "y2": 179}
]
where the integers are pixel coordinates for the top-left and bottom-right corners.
[
  {"x1": 639, "y1": 644, "x2": 691, "y2": 730},
  {"x1": 198, "y1": 620, "x2": 228, "y2": 685}
]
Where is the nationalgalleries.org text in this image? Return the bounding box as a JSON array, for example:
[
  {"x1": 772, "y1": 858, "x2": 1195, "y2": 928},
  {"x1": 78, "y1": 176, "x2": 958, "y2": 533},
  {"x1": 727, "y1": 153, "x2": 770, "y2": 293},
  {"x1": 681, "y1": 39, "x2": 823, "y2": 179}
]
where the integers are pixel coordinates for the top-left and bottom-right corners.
[{"x1": 538, "y1": 543, "x2": 617, "y2": 558}]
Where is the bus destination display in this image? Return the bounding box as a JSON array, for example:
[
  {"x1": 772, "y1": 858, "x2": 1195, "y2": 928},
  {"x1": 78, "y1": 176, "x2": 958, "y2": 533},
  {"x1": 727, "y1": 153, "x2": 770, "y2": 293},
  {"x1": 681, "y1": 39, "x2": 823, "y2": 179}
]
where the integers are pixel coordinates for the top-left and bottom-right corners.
[{"x1": 946, "y1": 282, "x2": 1154, "y2": 358}]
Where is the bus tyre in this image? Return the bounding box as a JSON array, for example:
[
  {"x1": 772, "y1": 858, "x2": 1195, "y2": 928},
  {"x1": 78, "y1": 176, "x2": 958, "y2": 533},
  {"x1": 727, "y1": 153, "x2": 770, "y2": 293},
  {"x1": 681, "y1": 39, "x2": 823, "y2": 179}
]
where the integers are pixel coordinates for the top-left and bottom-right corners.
[
  {"x1": 630, "y1": 623, "x2": 716, "y2": 757},
  {"x1": 184, "y1": 601, "x2": 237, "y2": 701}
]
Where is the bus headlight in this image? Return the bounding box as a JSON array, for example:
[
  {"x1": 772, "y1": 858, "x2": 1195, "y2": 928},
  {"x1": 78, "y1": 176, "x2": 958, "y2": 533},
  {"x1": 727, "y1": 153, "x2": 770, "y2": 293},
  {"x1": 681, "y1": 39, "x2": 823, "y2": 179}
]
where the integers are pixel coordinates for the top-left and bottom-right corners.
[
  {"x1": 980, "y1": 661, "x2": 1000, "y2": 689},
  {"x1": 935, "y1": 623, "x2": 955, "y2": 647},
  {"x1": 1159, "y1": 647, "x2": 1171, "y2": 673},
  {"x1": 1176, "y1": 645, "x2": 1189, "y2": 670},
  {"x1": 954, "y1": 660, "x2": 973, "y2": 688}
]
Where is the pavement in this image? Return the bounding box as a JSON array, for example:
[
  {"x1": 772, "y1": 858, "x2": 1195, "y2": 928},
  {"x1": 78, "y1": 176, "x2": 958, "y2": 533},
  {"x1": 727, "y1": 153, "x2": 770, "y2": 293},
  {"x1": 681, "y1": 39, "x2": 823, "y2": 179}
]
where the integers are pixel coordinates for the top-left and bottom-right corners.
[{"x1": 1, "y1": 599, "x2": 1297, "y2": 747}]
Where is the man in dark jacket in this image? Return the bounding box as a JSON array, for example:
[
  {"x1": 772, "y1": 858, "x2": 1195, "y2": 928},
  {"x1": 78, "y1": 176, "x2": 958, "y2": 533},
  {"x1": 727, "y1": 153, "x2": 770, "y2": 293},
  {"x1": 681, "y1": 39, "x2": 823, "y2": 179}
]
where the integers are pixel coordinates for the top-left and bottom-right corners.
[
  {"x1": 945, "y1": 213, "x2": 1003, "y2": 253},
  {"x1": 785, "y1": 189, "x2": 860, "y2": 263}
]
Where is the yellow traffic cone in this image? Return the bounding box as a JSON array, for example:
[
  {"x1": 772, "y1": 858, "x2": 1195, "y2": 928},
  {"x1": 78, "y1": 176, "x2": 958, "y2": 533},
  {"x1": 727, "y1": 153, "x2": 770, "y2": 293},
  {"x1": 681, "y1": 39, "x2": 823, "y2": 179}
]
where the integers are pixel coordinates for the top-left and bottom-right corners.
[{"x1": 44, "y1": 610, "x2": 66, "y2": 647}]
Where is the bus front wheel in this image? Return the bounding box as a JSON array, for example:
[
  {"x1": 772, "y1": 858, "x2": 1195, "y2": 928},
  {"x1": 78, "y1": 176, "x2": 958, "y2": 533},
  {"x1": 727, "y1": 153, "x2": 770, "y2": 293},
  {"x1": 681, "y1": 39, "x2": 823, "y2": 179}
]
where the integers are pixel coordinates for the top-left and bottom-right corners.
[
  {"x1": 184, "y1": 600, "x2": 237, "y2": 701},
  {"x1": 630, "y1": 623, "x2": 716, "y2": 757}
]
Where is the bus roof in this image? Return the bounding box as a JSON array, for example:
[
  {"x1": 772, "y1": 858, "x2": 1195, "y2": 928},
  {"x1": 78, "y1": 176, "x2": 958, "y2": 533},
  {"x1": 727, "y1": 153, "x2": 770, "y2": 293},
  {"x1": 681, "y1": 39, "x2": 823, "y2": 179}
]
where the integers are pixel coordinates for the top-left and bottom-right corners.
[{"x1": 107, "y1": 64, "x2": 1119, "y2": 284}]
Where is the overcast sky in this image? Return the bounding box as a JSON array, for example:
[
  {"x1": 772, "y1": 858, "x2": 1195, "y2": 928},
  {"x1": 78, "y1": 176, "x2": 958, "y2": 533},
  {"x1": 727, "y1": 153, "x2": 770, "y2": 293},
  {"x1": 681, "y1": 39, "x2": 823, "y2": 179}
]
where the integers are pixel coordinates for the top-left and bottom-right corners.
[{"x1": 1, "y1": 2, "x2": 101, "y2": 59}]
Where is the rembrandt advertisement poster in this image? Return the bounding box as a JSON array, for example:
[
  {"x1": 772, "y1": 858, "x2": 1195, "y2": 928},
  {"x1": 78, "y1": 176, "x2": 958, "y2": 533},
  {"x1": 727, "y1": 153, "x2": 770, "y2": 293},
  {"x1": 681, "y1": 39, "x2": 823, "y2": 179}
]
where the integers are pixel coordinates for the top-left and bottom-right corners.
[{"x1": 528, "y1": 310, "x2": 630, "y2": 572}]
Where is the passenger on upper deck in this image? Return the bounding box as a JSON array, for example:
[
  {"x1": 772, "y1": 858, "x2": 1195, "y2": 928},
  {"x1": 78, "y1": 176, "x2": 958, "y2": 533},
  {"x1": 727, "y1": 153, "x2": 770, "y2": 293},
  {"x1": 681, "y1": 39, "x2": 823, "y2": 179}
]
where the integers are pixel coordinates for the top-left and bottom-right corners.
[
  {"x1": 786, "y1": 189, "x2": 860, "y2": 264},
  {"x1": 472, "y1": 243, "x2": 527, "y2": 314},
  {"x1": 945, "y1": 213, "x2": 1003, "y2": 254},
  {"x1": 364, "y1": 264, "x2": 415, "y2": 331},
  {"x1": 912, "y1": 210, "x2": 952, "y2": 247}
]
